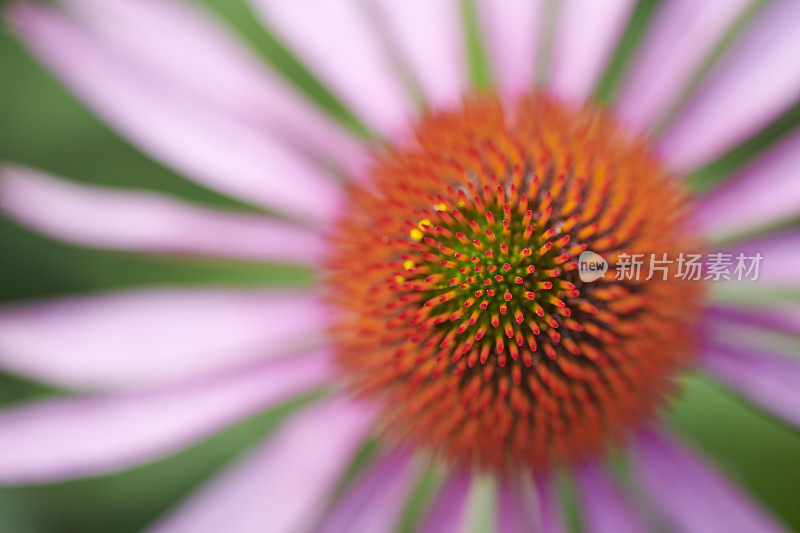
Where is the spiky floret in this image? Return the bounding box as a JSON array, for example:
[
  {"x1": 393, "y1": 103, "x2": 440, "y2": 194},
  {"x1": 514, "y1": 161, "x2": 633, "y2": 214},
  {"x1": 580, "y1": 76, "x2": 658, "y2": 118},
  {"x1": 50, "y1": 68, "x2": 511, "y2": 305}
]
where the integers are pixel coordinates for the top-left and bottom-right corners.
[{"x1": 325, "y1": 93, "x2": 703, "y2": 472}]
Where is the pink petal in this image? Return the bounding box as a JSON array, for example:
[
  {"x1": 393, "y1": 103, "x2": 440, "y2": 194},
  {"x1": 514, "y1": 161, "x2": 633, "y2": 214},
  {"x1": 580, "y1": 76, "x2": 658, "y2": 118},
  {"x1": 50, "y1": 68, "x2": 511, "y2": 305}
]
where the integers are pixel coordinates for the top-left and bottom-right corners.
[
  {"x1": 371, "y1": 0, "x2": 465, "y2": 110},
  {"x1": 316, "y1": 448, "x2": 417, "y2": 533},
  {"x1": 0, "y1": 352, "x2": 331, "y2": 483},
  {"x1": 62, "y1": 0, "x2": 368, "y2": 176},
  {"x1": 721, "y1": 228, "x2": 800, "y2": 286},
  {"x1": 708, "y1": 303, "x2": 800, "y2": 338},
  {"x1": 694, "y1": 130, "x2": 800, "y2": 240},
  {"x1": 702, "y1": 345, "x2": 800, "y2": 428},
  {"x1": 575, "y1": 461, "x2": 646, "y2": 533},
  {"x1": 0, "y1": 165, "x2": 326, "y2": 264},
  {"x1": 633, "y1": 429, "x2": 787, "y2": 533},
  {"x1": 549, "y1": 0, "x2": 636, "y2": 104},
  {"x1": 417, "y1": 471, "x2": 471, "y2": 533},
  {"x1": 477, "y1": 0, "x2": 542, "y2": 102},
  {"x1": 250, "y1": 0, "x2": 413, "y2": 139},
  {"x1": 148, "y1": 397, "x2": 375, "y2": 533},
  {"x1": 616, "y1": 0, "x2": 753, "y2": 132},
  {"x1": 8, "y1": 3, "x2": 341, "y2": 223},
  {"x1": 657, "y1": 1, "x2": 800, "y2": 171},
  {"x1": 497, "y1": 476, "x2": 538, "y2": 533},
  {"x1": 538, "y1": 475, "x2": 567, "y2": 533},
  {"x1": 0, "y1": 289, "x2": 326, "y2": 391}
]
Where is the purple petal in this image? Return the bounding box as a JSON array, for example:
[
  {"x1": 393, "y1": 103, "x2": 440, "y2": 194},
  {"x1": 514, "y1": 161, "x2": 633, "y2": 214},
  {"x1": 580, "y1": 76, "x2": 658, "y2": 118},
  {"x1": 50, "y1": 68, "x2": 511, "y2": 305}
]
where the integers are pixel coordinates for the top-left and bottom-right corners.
[
  {"x1": 62, "y1": 0, "x2": 368, "y2": 176},
  {"x1": 477, "y1": 0, "x2": 542, "y2": 101},
  {"x1": 537, "y1": 475, "x2": 567, "y2": 533},
  {"x1": 417, "y1": 470, "x2": 471, "y2": 533},
  {"x1": 148, "y1": 397, "x2": 375, "y2": 533},
  {"x1": 0, "y1": 165, "x2": 326, "y2": 264},
  {"x1": 549, "y1": 0, "x2": 636, "y2": 104},
  {"x1": 657, "y1": 1, "x2": 800, "y2": 171},
  {"x1": 8, "y1": 3, "x2": 341, "y2": 223},
  {"x1": 708, "y1": 303, "x2": 800, "y2": 338},
  {"x1": 371, "y1": 0, "x2": 465, "y2": 110},
  {"x1": 0, "y1": 352, "x2": 331, "y2": 483},
  {"x1": 617, "y1": 0, "x2": 752, "y2": 132},
  {"x1": 694, "y1": 130, "x2": 800, "y2": 240},
  {"x1": 721, "y1": 228, "x2": 800, "y2": 286},
  {"x1": 633, "y1": 428, "x2": 788, "y2": 533},
  {"x1": 0, "y1": 289, "x2": 326, "y2": 391},
  {"x1": 497, "y1": 474, "x2": 567, "y2": 533},
  {"x1": 250, "y1": 0, "x2": 413, "y2": 139},
  {"x1": 702, "y1": 344, "x2": 800, "y2": 428},
  {"x1": 575, "y1": 461, "x2": 646, "y2": 533},
  {"x1": 316, "y1": 448, "x2": 417, "y2": 533},
  {"x1": 497, "y1": 476, "x2": 538, "y2": 533}
]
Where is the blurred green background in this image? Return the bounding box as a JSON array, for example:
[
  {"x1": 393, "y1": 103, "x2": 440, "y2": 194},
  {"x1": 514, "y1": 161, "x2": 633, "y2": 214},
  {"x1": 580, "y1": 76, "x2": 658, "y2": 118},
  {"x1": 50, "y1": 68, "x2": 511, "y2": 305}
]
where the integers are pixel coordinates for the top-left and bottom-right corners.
[{"x1": 1, "y1": 0, "x2": 799, "y2": 531}]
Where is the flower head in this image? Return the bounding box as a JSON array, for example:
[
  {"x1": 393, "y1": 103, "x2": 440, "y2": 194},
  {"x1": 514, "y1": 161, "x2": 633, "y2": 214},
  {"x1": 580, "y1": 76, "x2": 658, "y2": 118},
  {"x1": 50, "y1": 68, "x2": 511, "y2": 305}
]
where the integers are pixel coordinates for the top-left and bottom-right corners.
[
  {"x1": 328, "y1": 93, "x2": 702, "y2": 471},
  {"x1": 1, "y1": 0, "x2": 799, "y2": 532}
]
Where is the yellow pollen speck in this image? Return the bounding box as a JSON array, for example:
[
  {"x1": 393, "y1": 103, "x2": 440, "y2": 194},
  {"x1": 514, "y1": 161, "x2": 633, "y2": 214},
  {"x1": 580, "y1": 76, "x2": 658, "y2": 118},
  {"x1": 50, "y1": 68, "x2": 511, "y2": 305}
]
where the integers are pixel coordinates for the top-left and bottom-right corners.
[
  {"x1": 436, "y1": 203, "x2": 447, "y2": 211},
  {"x1": 418, "y1": 219, "x2": 432, "y2": 229},
  {"x1": 403, "y1": 260, "x2": 415, "y2": 270},
  {"x1": 395, "y1": 275, "x2": 405, "y2": 284},
  {"x1": 410, "y1": 229, "x2": 423, "y2": 241}
]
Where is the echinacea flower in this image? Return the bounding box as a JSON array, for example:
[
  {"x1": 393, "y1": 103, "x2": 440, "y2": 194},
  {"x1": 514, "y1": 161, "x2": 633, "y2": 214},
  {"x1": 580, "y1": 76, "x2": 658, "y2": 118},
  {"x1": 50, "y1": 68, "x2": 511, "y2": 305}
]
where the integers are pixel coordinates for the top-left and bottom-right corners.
[{"x1": 1, "y1": 0, "x2": 800, "y2": 531}]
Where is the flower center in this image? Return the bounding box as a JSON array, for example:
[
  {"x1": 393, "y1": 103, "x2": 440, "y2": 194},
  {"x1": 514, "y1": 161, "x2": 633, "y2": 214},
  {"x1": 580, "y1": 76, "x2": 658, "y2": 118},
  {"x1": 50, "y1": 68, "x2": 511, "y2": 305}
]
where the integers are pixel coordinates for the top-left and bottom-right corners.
[{"x1": 324, "y1": 93, "x2": 703, "y2": 472}]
